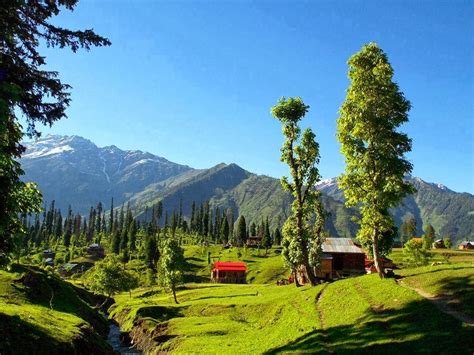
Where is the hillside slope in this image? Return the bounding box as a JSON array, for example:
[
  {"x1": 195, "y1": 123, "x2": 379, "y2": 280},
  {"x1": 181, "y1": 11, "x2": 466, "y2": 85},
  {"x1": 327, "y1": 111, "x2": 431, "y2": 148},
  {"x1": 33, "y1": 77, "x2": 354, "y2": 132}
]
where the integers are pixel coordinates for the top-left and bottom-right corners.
[
  {"x1": 0, "y1": 265, "x2": 112, "y2": 354},
  {"x1": 110, "y1": 272, "x2": 474, "y2": 353}
]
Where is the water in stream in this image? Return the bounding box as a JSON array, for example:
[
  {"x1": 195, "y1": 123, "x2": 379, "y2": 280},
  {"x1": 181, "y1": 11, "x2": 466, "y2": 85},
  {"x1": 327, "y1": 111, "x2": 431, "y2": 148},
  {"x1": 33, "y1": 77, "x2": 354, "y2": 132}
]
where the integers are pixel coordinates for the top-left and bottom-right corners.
[{"x1": 107, "y1": 322, "x2": 142, "y2": 354}]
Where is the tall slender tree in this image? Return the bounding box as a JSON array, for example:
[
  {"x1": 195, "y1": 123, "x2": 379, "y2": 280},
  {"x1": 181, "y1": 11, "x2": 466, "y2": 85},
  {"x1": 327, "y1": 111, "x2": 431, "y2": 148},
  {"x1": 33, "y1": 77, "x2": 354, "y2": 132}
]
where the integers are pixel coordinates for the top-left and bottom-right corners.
[
  {"x1": 337, "y1": 43, "x2": 415, "y2": 278},
  {"x1": 236, "y1": 215, "x2": 247, "y2": 246},
  {"x1": 271, "y1": 96, "x2": 325, "y2": 286}
]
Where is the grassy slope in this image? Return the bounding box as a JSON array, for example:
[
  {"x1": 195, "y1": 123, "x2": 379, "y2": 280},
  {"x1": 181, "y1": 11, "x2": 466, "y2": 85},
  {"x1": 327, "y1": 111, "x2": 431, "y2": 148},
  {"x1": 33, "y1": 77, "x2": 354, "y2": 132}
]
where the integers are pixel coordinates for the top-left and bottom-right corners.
[
  {"x1": 183, "y1": 245, "x2": 288, "y2": 284},
  {"x1": 111, "y1": 271, "x2": 474, "y2": 354},
  {"x1": 111, "y1": 247, "x2": 474, "y2": 353},
  {"x1": 0, "y1": 265, "x2": 111, "y2": 355},
  {"x1": 397, "y1": 263, "x2": 474, "y2": 318},
  {"x1": 111, "y1": 283, "x2": 323, "y2": 354}
]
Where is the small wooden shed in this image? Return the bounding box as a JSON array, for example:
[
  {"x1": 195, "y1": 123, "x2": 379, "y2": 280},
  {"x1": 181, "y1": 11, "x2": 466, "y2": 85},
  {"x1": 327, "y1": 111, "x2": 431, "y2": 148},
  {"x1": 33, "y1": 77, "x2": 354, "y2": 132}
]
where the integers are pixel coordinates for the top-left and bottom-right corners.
[
  {"x1": 87, "y1": 244, "x2": 105, "y2": 258},
  {"x1": 459, "y1": 241, "x2": 474, "y2": 250},
  {"x1": 315, "y1": 238, "x2": 366, "y2": 280},
  {"x1": 211, "y1": 261, "x2": 247, "y2": 284},
  {"x1": 246, "y1": 236, "x2": 262, "y2": 248},
  {"x1": 432, "y1": 239, "x2": 446, "y2": 249}
]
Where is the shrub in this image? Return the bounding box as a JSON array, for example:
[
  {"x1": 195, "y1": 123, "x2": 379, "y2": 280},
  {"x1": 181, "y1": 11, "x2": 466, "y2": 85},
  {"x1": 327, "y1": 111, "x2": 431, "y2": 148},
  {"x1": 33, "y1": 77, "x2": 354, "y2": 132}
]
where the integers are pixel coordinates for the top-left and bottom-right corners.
[{"x1": 403, "y1": 239, "x2": 431, "y2": 266}]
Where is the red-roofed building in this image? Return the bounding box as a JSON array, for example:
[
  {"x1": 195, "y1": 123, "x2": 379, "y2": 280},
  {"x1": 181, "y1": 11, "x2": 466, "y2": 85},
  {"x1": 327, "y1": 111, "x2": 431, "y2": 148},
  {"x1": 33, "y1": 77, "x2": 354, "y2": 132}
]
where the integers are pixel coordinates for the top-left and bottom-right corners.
[{"x1": 211, "y1": 261, "x2": 247, "y2": 284}]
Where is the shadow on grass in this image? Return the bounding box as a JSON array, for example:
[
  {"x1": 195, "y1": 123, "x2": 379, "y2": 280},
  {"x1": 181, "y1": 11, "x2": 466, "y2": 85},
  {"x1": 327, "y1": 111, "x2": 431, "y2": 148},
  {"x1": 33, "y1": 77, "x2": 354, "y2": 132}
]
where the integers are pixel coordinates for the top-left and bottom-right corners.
[
  {"x1": 398, "y1": 265, "x2": 473, "y2": 278},
  {"x1": 193, "y1": 293, "x2": 259, "y2": 301},
  {"x1": 183, "y1": 258, "x2": 209, "y2": 283},
  {"x1": 136, "y1": 305, "x2": 184, "y2": 321},
  {"x1": 437, "y1": 275, "x2": 474, "y2": 318},
  {"x1": 0, "y1": 312, "x2": 109, "y2": 354},
  {"x1": 0, "y1": 313, "x2": 69, "y2": 354},
  {"x1": 10, "y1": 265, "x2": 109, "y2": 336},
  {"x1": 265, "y1": 297, "x2": 474, "y2": 354}
]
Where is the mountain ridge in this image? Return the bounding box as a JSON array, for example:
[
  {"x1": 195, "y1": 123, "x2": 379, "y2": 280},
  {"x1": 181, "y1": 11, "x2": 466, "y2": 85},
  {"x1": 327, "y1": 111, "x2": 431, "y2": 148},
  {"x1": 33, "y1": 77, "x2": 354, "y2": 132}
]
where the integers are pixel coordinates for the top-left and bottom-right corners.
[{"x1": 21, "y1": 135, "x2": 474, "y2": 242}]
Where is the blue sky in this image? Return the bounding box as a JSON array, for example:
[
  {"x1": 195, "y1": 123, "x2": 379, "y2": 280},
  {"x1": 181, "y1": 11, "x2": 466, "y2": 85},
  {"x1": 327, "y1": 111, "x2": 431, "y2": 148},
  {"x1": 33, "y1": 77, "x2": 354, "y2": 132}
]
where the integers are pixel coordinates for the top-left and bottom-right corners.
[{"x1": 35, "y1": 0, "x2": 473, "y2": 193}]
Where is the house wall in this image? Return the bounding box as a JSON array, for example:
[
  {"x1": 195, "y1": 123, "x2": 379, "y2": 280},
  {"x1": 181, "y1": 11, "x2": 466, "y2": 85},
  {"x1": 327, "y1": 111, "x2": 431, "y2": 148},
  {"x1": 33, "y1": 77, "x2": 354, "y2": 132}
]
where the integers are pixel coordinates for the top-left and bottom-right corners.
[
  {"x1": 332, "y1": 253, "x2": 365, "y2": 277},
  {"x1": 211, "y1": 270, "x2": 246, "y2": 284},
  {"x1": 316, "y1": 259, "x2": 333, "y2": 280}
]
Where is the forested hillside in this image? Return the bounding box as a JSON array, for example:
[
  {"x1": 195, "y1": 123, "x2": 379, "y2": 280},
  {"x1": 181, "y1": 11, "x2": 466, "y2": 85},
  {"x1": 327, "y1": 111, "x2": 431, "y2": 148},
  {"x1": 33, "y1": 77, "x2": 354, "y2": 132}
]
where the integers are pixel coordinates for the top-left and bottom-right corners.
[{"x1": 22, "y1": 135, "x2": 473, "y2": 242}]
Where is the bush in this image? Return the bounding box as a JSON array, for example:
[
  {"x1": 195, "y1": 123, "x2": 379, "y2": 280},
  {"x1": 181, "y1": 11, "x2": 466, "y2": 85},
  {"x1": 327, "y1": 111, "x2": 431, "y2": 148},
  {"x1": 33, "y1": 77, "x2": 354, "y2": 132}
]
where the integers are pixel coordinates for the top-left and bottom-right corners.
[{"x1": 403, "y1": 239, "x2": 431, "y2": 266}]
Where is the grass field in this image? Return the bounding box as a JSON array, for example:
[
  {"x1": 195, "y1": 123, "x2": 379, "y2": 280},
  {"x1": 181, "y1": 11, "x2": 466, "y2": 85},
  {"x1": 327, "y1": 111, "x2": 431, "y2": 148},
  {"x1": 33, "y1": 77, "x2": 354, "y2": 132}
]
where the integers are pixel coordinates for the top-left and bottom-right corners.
[
  {"x1": 397, "y1": 263, "x2": 474, "y2": 318},
  {"x1": 389, "y1": 248, "x2": 474, "y2": 268},
  {"x1": 3, "y1": 245, "x2": 473, "y2": 353},
  {"x1": 183, "y1": 245, "x2": 288, "y2": 284},
  {"x1": 110, "y1": 268, "x2": 474, "y2": 354}
]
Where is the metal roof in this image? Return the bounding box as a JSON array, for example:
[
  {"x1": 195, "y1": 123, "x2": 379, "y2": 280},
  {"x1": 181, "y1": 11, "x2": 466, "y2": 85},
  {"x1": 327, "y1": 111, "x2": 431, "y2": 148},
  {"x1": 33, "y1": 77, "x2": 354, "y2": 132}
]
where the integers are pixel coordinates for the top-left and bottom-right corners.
[
  {"x1": 322, "y1": 238, "x2": 365, "y2": 254},
  {"x1": 213, "y1": 261, "x2": 247, "y2": 271}
]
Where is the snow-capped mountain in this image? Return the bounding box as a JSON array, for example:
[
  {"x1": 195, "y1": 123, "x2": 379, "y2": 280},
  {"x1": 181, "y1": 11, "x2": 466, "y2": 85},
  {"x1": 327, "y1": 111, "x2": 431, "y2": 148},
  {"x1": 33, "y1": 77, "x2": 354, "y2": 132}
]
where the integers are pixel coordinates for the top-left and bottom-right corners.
[
  {"x1": 20, "y1": 135, "x2": 473, "y2": 242},
  {"x1": 21, "y1": 135, "x2": 192, "y2": 213}
]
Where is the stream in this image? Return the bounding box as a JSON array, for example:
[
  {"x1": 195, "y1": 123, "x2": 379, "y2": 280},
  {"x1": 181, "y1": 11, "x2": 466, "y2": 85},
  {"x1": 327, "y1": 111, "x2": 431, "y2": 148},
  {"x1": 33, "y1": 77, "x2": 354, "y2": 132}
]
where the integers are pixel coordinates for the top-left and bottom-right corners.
[{"x1": 107, "y1": 321, "x2": 142, "y2": 354}]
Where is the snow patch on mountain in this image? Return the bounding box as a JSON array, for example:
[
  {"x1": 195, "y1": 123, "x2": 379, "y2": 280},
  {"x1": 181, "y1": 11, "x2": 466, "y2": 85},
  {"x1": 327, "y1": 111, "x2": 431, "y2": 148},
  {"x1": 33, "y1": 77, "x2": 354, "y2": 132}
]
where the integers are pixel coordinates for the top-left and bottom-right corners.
[
  {"x1": 23, "y1": 144, "x2": 74, "y2": 159},
  {"x1": 315, "y1": 177, "x2": 338, "y2": 190}
]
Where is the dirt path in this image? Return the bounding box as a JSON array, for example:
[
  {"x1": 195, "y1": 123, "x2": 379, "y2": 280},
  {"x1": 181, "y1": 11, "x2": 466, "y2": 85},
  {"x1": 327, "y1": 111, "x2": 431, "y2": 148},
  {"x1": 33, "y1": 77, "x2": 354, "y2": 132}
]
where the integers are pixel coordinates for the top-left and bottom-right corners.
[
  {"x1": 315, "y1": 284, "x2": 334, "y2": 354},
  {"x1": 398, "y1": 280, "x2": 474, "y2": 327}
]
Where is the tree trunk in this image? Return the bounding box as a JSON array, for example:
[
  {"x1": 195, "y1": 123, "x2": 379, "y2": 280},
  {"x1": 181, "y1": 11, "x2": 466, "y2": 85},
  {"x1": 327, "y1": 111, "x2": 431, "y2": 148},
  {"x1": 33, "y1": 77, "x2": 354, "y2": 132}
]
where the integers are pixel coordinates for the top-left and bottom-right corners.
[
  {"x1": 293, "y1": 269, "x2": 301, "y2": 287},
  {"x1": 303, "y1": 261, "x2": 318, "y2": 286},
  {"x1": 172, "y1": 286, "x2": 179, "y2": 304},
  {"x1": 372, "y1": 230, "x2": 385, "y2": 279}
]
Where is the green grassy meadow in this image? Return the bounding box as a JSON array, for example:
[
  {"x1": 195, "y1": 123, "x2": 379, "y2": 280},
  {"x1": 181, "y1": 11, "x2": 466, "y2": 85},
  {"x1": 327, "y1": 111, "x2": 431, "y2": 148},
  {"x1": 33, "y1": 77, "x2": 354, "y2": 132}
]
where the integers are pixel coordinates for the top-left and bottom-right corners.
[
  {"x1": 110, "y1": 272, "x2": 474, "y2": 354},
  {"x1": 108, "y1": 247, "x2": 474, "y2": 354},
  {"x1": 2, "y1": 246, "x2": 474, "y2": 353}
]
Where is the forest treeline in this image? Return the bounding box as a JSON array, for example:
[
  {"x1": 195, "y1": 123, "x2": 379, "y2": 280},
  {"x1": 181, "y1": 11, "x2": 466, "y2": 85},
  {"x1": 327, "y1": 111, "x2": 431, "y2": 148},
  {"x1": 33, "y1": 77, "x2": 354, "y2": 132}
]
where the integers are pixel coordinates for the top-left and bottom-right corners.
[{"x1": 21, "y1": 198, "x2": 281, "y2": 262}]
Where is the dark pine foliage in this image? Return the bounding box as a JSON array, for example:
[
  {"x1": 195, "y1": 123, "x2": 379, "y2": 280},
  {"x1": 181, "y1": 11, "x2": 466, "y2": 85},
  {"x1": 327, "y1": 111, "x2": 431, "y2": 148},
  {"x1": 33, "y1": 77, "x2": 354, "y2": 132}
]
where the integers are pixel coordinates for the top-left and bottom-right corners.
[{"x1": 0, "y1": 0, "x2": 110, "y2": 260}]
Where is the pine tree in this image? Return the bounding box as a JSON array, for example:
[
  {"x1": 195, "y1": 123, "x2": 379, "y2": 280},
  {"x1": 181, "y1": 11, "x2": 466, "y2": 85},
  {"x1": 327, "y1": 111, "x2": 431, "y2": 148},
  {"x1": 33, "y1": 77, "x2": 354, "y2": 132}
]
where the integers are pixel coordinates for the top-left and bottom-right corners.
[
  {"x1": 191, "y1": 201, "x2": 196, "y2": 232},
  {"x1": 220, "y1": 218, "x2": 229, "y2": 245},
  {"x1": 145, "y1": 235, "x2": 159, "y2": 269},
  {"x1": 63, "y1": 208, "x2": 73, "y2": 247},
  {"x1": 156, "y1": 201, "x2": 163, "y2": 224},
  {"x1": 274, "y1": 227, "x2": 282, "y2": 246},
  {"x1": 263, "y1": 217, "x2": 272, "y2": 253},
  {"x1": 54, "y1": 211, "x2": 63, "y2": 240},
  {"x1": 237, "y1": 216, "x2": 247, "y2": 246},
  {"x1": 95, "y1": 202, "x2": 103, "y2": 233},
  {"x1": 128, "y1": 220, "x2": 137, "y2": 252},
  {"x1": 112, "y1": 229, "x2": 121, "y2": 254},
  {"x1": 407, "y1": 217, "x2": 417, "y2": 238},
  {"x1": 120, "y1": 225, "x2": 128, "y2": 255},
  {"x1": 109, "y1": 198, "x2": 114, "y2": 234},
  {"x1": 250, "y1": 222, "x2": 257, "y2": 237}
]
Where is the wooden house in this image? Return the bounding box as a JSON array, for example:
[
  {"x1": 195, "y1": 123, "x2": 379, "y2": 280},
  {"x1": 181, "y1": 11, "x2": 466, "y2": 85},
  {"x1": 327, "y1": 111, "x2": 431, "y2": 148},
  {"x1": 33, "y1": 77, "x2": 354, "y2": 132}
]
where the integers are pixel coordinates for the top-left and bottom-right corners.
[
  {"x1": 314, "y1": 238, "x2": 366, "y2": 280},
  {"x1": 246, "y1": 236, "x2": 262, "y2": 248},
  {"x1": 459, "y1": 241, "x2": 474, "y2": 250},
  {"x1": 43, "y1": 249, "x2": 55, "y2": 260},
  {"x1": 432, "y1": 239, "x2": 446, "y2": 249},
  {"x1": 44, "y1": 258, "x2": 54, "y2": 267},
  {"x1": 86, "y1": 244, "x2": 105, "y2": 258},
  {"x1": 211, "y1": 261, "x2": 247, "y2": 284}
]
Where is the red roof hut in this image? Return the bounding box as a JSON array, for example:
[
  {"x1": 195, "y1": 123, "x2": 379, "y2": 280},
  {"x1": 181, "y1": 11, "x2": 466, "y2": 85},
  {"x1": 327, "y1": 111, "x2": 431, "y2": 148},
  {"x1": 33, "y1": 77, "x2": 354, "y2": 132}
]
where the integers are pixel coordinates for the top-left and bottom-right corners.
[{"x1": 211, "y1": 261, "x2": 247, "y2": 284}]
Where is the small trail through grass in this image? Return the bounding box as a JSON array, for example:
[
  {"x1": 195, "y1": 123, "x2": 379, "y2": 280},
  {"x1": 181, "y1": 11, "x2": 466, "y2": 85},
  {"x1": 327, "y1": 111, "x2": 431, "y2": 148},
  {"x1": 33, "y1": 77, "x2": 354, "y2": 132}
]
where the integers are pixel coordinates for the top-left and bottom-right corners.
[
  {"x1": 397, "y1": 279, "x2": 474, "y2": 326},
  {"x1": 315, "y1": 283, "x2": 333, "y2": 354}
]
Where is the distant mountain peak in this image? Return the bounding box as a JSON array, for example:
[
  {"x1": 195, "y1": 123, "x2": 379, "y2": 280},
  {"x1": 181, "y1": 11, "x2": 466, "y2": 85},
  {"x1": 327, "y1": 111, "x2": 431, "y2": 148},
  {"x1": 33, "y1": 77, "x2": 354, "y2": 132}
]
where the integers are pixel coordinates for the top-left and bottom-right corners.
[{"x1": 316, "y1": 177, "x2": 338, "y2": 190}]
